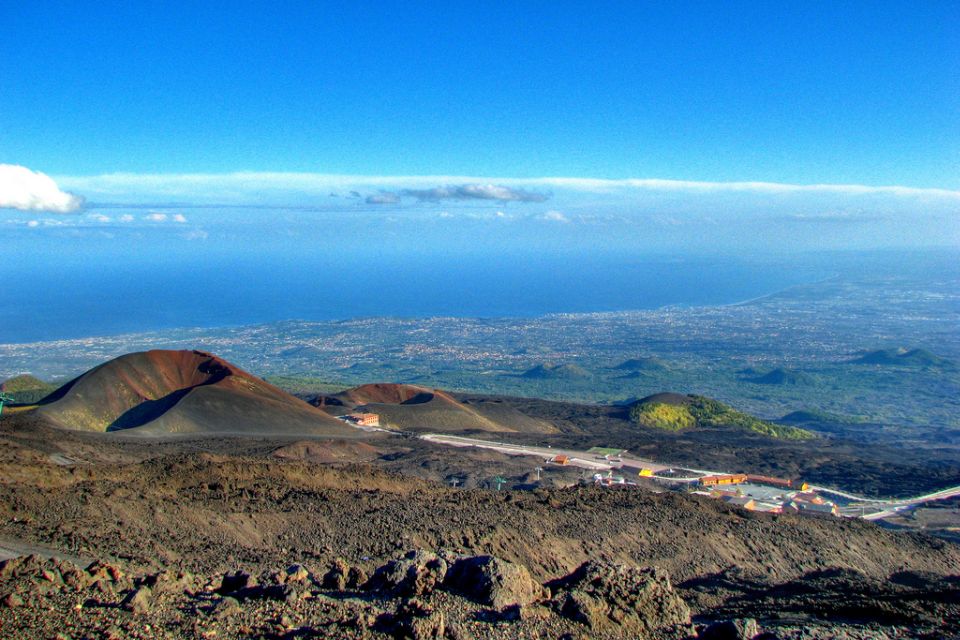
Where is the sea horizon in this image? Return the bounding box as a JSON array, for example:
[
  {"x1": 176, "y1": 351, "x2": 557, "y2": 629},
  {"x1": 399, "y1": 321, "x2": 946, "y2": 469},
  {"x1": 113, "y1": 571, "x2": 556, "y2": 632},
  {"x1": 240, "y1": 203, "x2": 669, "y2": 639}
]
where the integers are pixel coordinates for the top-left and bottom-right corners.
[{"x1": 5, "y1": 246, "x2": 957, "y2": 345}]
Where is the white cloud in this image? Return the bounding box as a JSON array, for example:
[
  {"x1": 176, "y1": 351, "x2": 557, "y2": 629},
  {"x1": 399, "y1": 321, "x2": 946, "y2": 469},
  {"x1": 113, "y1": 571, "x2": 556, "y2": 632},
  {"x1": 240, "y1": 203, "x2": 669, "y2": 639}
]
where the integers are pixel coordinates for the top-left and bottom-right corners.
[
  {"x1": 524, "y1": 177, "x2": 960, "y2": 198},
  {"x1": 55, "y1": 171, "x2": 960, "y2": 202},
  {"x1": 0, "y1": 164, "x2": 84, "y2": 213},
  {"x1": 365, "y1": 192, "x2": 401, "y2": 204},
  {"x1": 400, "y1": 183, "x2": 548, "y2": 202},
  {"x1": 119, "y1": 214, "x2": 135, "y2": 222},
  {"x1": 26, "y1": 220, "x2": 39, "y2": 228},
  {"x1": 172, "y1": 213, "x2": 187, "y2": 223},
  {"x1": 88, "y1": 213, "x2": 112, "y2": 223},
  {"x1": 145, "y1": 213, "x2": 168, "y2": 222},
  {"x1": 539, "y1": 210, "x2": 570, "y2": 223}
]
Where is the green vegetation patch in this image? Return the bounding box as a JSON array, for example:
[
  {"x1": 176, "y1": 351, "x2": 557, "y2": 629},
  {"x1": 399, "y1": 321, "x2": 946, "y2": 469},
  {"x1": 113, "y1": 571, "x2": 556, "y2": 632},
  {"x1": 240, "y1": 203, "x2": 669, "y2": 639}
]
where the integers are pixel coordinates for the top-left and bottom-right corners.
[
  {"x1": 264, "y1": 376, "x2": 349, "y2": 396},
  {"x1": 631, "y1": 393, "x2": 815, "y2": 439},
  {"x1": 631, "y1": 402, "x2": 696, "y2": 431},
  {"x1": 614, "y1": 357, "x2": 669, "y2": 372},
  {"x1": 0, "y1": 374, "x2": 57, "y2": 404},
  {"x1": 851, "y1": 348, "x2": 953, "y2": 368}
]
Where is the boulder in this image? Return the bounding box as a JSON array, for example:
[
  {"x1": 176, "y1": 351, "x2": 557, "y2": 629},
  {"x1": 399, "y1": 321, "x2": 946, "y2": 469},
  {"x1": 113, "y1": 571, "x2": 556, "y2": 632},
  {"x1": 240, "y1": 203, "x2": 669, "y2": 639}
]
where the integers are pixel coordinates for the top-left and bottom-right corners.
[
  {"x1": 217, "y1": 570, "x2": 257, "y2": 595},
  {"x1": 701, "y1": 618, "x2": 761, "y2": 640},
  {"x1": 232, "y1": 583, "x2": 300, "y2": 603},
  {"x1": 215, "y1": 596, "x2": 242, "y2": 618},
  {"x1": 122, "y1": 586, "x2": 153, "y2": 614},
  {"x1": 86, "y1": 560, "x2": 123, "y2": 583},
  {"x1": 143, "y1": 570, "x2": 194, "y2": 595},
  {"x1": 444, "y1": 555, "x2": 545, "y2": 609},
  {"x1": 388, "y1": 599, "x2": 446, "y2": 640},
  {"x1": 61, "y1": 567, "x2": 92, "y2": 590},
  {"x1": 348, "y1": 565, "x2": 368, "y2": 589},
  {"x1": 285, "y1": 563, "x2": 310, "y2": 584},
  {"x1": 322, "y1": 558, "x2": 368, "y2": 591},
  {"x1": 2, "y1": 593, "x2": 24, "y2": 608},
  {"x1": 366, "y1": 550, "x2": 448, "y2": 597},
  {"x1": 322, "y1": 558, "x2": 350, "y2": 590},
  {"x1": 549, "y1": 561, "x2": 690, "y2": 635}
]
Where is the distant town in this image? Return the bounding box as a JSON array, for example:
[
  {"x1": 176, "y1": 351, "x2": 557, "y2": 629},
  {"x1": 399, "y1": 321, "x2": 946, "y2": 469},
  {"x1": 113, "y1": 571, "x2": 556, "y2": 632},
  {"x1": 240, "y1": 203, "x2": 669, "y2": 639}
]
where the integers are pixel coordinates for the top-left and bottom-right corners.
[{"x1": 3, "y1": 271, "x2": 957, "y2": 445}]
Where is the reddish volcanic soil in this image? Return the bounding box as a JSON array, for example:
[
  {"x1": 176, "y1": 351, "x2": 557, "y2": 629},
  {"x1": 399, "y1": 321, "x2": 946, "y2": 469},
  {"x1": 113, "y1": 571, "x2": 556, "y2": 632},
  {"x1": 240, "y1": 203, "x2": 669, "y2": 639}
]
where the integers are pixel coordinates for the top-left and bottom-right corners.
[
  {"x1": 336, "y1": 383, "x2": 441, "y2": 405},
  {"x1": 35, "y1": 350, "x2": 359, "y2": 437}
]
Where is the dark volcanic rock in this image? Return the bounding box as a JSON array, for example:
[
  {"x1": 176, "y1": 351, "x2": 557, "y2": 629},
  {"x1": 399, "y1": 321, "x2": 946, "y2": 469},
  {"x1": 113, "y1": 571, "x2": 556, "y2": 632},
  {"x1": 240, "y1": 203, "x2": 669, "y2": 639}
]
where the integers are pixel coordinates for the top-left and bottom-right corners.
[
  {"x1": 122, "y1": 586, "x2": 153, "y2": 614},
  {"x1": 444, "y1": 555, "x2": 546, "y2": 608},
  {"x1": 549, "y1": 560, "x2": 691, "y2": 634},
  {"x1": 323, "y1": 557, "x2": 367, "y2": 590},
  {"x1": 214, "y1": 595, "x2": 242, "y2": 617},
  {"x1": 701, "y1": 618, "x2": 761, "y2": 640},
  {"x1": 386, "y1": 598, "x2": 447, "y2": 640},
  {"x1": 366, "y1": 550, "x2": 448, "y2": 597},
  {"x1": 322, "y1": 557, "x2": 351, "y2": 590},
  {"x1": 217, "y1": 569, "x2": 257, "y2": 595},
  {"x1": 2, "y1": 592, "x2": 24, "y2": 608}
]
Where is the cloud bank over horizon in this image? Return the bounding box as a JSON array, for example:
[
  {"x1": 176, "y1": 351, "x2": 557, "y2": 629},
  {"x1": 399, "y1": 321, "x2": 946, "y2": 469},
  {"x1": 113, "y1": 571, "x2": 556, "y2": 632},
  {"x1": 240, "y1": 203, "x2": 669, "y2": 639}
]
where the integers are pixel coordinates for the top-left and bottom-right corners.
[
  {"x1": 398, "y1": 184, "x2": 548, "y2": 203},
  {"x1": 51, "y1": 170, "x2": 960, "y2": 205},
  {"x1": 3, "y1": 167, "x2": 957, "y2": 251},
  {"x1": 0, "y1": 164, "x2": 84, "y2": 213}
]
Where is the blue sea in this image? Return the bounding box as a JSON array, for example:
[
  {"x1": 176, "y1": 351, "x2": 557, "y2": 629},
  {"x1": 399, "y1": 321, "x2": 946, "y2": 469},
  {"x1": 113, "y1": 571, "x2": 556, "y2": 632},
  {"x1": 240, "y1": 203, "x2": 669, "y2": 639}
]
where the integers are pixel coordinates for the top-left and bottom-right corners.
[{"x1": 1, "y1": 244, "x2": 944, "y2": 344}]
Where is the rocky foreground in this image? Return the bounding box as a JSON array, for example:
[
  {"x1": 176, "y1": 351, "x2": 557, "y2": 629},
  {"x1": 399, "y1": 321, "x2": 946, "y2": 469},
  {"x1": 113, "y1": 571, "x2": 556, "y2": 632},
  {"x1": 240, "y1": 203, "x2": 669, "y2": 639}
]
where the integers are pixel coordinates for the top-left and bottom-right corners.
[
  {"x1": 4, "y1": 549, "x2": 955, "y2": 640},
  {"x1": 0, "y1": 418, "x2": 959, "y2": 638}
]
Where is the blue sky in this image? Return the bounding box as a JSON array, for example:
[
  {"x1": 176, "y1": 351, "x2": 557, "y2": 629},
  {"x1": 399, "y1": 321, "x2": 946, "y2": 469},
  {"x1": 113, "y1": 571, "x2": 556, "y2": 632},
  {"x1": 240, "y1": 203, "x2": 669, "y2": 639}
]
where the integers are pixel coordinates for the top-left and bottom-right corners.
[
  {"x1": 1, "y1": 1, "x2": 958, "y2": 252},
  {"x1": 3, "y1": 1, "x2": 958, "y2": 185}
]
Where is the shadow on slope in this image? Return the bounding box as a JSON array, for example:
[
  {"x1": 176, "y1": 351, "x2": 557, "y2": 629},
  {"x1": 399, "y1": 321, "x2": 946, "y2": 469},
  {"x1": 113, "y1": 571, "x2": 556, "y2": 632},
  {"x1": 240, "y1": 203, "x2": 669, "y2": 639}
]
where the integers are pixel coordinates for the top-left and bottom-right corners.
[{"x1": 36, "y1": 350, "x2": 358, "y2": 437}]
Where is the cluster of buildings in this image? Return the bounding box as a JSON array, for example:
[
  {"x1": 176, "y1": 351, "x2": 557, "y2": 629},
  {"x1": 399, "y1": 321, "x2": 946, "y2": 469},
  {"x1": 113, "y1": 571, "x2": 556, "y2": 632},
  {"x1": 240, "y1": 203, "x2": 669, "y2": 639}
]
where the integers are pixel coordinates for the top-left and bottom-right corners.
[
  {"x1": 543, "y1": 445, "x2": 842, "y2": 517},
  {"x1": 691, "y1": 474, "x2": 839, "y2": 516},
  {"x1": 593, "y1": 465, "x2": 841, "y2": 516}
]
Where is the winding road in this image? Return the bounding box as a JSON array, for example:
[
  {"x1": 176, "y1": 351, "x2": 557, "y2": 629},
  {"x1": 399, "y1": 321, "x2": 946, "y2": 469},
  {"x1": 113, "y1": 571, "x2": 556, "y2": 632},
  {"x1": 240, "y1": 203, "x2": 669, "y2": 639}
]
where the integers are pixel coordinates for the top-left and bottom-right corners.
[{"x1": 421, "y1": 433, "x2": 960, "y2": 520}]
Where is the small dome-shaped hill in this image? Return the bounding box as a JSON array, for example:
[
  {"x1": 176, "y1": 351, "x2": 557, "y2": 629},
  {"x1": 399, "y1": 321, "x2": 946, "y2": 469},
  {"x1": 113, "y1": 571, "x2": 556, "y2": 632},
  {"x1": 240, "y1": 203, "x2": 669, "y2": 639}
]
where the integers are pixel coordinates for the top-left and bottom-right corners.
[
  {"x1": 0, "y1": 374, "x2": 57, "y2": 404},
  {"x1": 521, "y1": 363, "x2": 591, "y2": 380},
  {"x1": 324, "y1": 383, "x2": 558, "y2": 434},
  {"x1": 780, "y1": 409, "x2": 861, "y2": 426},
  {"x1": 337, "y1": 383, "x2": 439, "y2": 406},
  {"x1": 629, "y1": 392, "x2": 813, "y2": 439},
  {"x1": 851, "y1": 348, "x2": 953, "y2": 367},
  {"x1": 35, "y1": 350, "x2": 356, "y2": 436},
  {"x1": 0, "y1": 374, "x2": 50, "y2": 393},
  {"x1": 633, "y1": 392, "x2": 693, "y2": 407},
  {"x1": 613, "y1": 357, "x2": 669, "y2": 372}
]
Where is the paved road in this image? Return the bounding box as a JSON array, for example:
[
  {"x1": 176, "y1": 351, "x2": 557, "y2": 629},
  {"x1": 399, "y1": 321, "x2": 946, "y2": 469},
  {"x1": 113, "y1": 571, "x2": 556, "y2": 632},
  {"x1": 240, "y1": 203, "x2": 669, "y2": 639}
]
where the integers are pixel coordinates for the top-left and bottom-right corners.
[
  {"x1": 422, "y1": 433, "x2": 960, "y2": 519},
  {"x1": 420, "y1": 434, "x2": 723, "y2": 478},
  {"x1": 852, "y1": 485, "x2": 960, "y2": 520}
]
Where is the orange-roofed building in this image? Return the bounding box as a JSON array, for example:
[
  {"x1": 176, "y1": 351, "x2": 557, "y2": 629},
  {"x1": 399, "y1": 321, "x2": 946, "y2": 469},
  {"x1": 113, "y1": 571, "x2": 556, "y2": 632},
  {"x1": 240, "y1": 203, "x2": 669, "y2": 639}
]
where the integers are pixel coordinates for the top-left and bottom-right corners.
[
  {"x1": 699, "y1": 474, "x2": 748, "y2": 487},
  {"x1": 347, "y1": 413, "x2": 380, "y2": 427}
]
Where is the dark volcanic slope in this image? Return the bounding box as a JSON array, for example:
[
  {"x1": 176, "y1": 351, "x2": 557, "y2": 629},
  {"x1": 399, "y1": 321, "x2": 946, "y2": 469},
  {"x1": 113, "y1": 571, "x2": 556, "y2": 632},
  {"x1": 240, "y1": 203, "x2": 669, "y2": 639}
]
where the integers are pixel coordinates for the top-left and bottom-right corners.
[
  {"x1": 1, "y1": 413, "x2": 959, "y2": 638},
  {"x1": 35, "y1": 350, "x2": 357, "y2": 437},
  {"x1": 0, "y1": 419, "x2": 957, "y2": 588},
  {"x1": 316, "y1": 383, "x2": 558, "y2": 434},
  {"x1": 455, "y1": 394, "x2": 960, "y2": 498}
]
